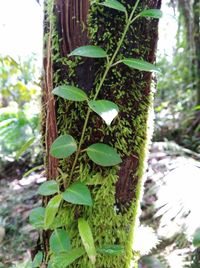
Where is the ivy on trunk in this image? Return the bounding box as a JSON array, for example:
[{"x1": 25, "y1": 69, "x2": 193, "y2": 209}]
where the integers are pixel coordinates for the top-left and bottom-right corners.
[{"x1": 40, "y1": 0, "x2": 162, "y2": 267}]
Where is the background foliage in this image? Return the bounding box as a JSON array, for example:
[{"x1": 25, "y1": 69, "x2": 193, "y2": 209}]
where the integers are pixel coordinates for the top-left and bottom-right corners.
[
  {"x1": 154, "y1": 2, "x2": 200, "y2": 153},
  {"x1": 0, "y1": 55, "x2": 42, "y2": 176}
]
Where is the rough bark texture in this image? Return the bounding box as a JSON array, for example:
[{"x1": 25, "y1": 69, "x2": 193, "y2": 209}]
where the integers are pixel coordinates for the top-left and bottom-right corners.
[{"x1": 42, "y1": 0, "x2": 161, "y2": 267}]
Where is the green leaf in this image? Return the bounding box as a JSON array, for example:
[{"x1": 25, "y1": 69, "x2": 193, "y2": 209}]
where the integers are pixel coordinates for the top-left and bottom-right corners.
[
  {"x1": 52, "y1": 85, "x2": 88, "y2": 102},
  {"x1": 122, "y1": 58, "x2": 161, "y2": 73},
  {"x1": 88, "y1": 100, "x2": 119, "y2": 126},
  {"x1": 193, "y1": 228, "x2": 200, "y2": 248},
  {"x1": 47, "y1": 261, "x2": 53, "y2": 268},
  {"x1": 32, "y1": 251, "x2": 43, "y2": 268},
  {"x1": 23, "y1": 164, "x2": 44, "y2": 178},
  {"x1": 50, "y1": 229, "x2": 71, "y2": 253},
  {"x1": 86, "y1": 143, "x2": 122, "y2": 167},
  {"x1": 29, "y1": 207, "x2": 45, "y2": 229},
  {"x1": 48, "y1": 209, "x2": 70, "y2": 229},
  {"x1": 16, "y1": 137, "x2": 35, "y2": 160},
  {"x1": 78, "y1": 218, "x2": 96, "y2": 264},
  {"x1": 50, "y1": 135, "x2": 77, "y2": 159},
  {"x1": 193, "y1": 105, "x2": 200, "y2": 111},
  {"x1": 69, "y1": 45, "x2": 107, "y2": 58},
  {"x1": 140, "y1": 9, "x2": 163, "y2": 19},
  {"x1": 37, "y1": 180, "x2": 59, "y2": 196},
  {"x1": 51, "y1": 248, "x2": 85, "y2": 267},
  {"x1": 97, "y1": 245, "x2": 124, "y2": 255},
  {"x1": 100, "y1": 0, "x2": 127, "y2": 13},
  {"x1": 44, "y1": 194, "x2": 62, "y2": 229},
  {"x1": 62, "y1": 182, "x2": 93, "y2": 206}
]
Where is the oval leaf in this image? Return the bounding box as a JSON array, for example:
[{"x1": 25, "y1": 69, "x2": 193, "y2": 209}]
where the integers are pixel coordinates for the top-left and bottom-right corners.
[
  {"x1": 50, "y1": 135, "x2": 77, "y2": 159},
  {"x1": 32, "y1": 251, "x2": 43, "y2": 268},
  {"x1": 140, "y1": 9, "x2": 163, "y2": 19},
  {"x1": 52, "y1": 85, "x2": 88, "y2": 102},
  {"x1": 86, "y1": 143, "x2": 122, "y2": 167},
  {"x1": 37, "y1": 180, "x2": 59, "y2": 196},
  {"x1": 88, "y1": 100, "x2": 119, "y2": 126},
  {"x1": 51, "y1": 248, "x2": 85, "y2": 268},
  {"x1": 97, "y1": 245, "x2": 124, "y2": 255},
  {"x1": 62, "y1": 182, "x2": 92, "y2": 206},
  {"x1": 50, "y1": 229, "x2": 71, "y2": 253},
  {"x1": 78, "y1": 218, "x2": 96, "y2": 264},
  {"x1": 29, "y1": 207, "x2": 45, "y2": 230},
  {"x1": 100, "y1": 0, "x2": 126, "y2": 13},
  {"x1": 44, "y1": 194, "x2": 62, "y2": 229},
  {"x1": 69, "y1": 45, "x2": 107, "y2": 58},
  {"x1": 122, "y1": 58, "x2": 161, "y2": 73},
  {"x1": 193, "y1": 228, "x2": 200, "y2": 248}
]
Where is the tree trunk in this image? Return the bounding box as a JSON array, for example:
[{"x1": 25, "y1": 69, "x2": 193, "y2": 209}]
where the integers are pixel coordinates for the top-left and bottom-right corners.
[
  {"x1": 193, "y1": 0, "x2": 200, "y2": 105},
  {"x1": 178, "y1": 0, "x2": 193, "y2": 50},
  {"x1": 177, "y1": 0, "x2": 197, "y2": 94},
  {"x1": 177, "y1": 0, "x2": 200, "y2": 105},
  {"x1": 42, "y1": 0, "x2": 161, "y2": 267}
]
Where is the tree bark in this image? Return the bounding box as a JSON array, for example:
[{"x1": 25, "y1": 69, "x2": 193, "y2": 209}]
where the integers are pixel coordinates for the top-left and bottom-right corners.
[
  {"x1": 42, "y1": 0, "x2": 161, "y2": 267},
  {"x1": 193, "y1": 0, "x2": 200, "y2": 105}
]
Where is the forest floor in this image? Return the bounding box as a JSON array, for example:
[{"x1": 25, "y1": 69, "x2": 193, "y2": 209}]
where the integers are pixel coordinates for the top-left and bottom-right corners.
[
  {"x1": 0, "y1": 141, "x2": 200, "y2": 268},
  {"x1": 140, "y1": 142, "x2": 200, "y2": 268},
  {"x1": 0, "y1": 171, "x2": 44, "y2": 268}
]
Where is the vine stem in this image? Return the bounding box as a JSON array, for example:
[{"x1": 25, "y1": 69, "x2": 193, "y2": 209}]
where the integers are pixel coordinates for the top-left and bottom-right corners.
[{"x1": 68, "y1": 0, "x2": 141, "y2": 186}]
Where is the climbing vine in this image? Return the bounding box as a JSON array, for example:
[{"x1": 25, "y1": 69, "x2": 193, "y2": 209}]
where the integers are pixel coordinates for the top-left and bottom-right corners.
[{"x1": 30, "y1": 0, "x2": 162, "y2": 267}]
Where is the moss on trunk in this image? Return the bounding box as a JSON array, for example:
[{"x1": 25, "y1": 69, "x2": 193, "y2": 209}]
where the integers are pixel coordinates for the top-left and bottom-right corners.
[{"x1": 42, "y1": 0, "x2": 161, "y2": 267}]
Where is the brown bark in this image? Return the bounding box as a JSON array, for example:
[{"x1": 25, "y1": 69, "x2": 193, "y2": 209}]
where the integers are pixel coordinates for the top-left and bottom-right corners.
[{"x1": 42, "y1": 15, "x2": 59, "y2": 182}]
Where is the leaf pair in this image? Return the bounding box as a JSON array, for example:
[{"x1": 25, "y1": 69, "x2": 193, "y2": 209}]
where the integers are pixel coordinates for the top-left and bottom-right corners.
[
  {"x1": 30, "y1": 181, "x2": 93, "y2": 230},
  {"x1": 99, "y1": 0, "x2": 162, "y2": 20},
  {"x1": 43, "y1": 184, "x2": 92, "y2": 229},
  {"x1": 53, "y1": 85, "x2": 119, "y2": 126},
  {"x1": 37, "y1": 180, "x2": 92, "y2": 208},
  {"x1": 50, "y1": 135, "x2": 122, "y2": 166},
  {"x1": 68, "y1": 45, "x2": 161, "y2": 72}
]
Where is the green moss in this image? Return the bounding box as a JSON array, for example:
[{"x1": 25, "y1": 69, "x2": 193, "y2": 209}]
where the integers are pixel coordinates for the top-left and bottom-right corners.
[{"x1": 44, "y1": 0, "x2": 158, "y2": 267}]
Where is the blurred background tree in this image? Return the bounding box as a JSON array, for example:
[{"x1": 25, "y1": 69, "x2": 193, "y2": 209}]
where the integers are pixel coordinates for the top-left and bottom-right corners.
[
  {"x1": 0, "y1": 54, "x2": 42, "y2": 178},
  {"x1": 154, "y1": 0, "x2": 200, "y2": 153}
]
